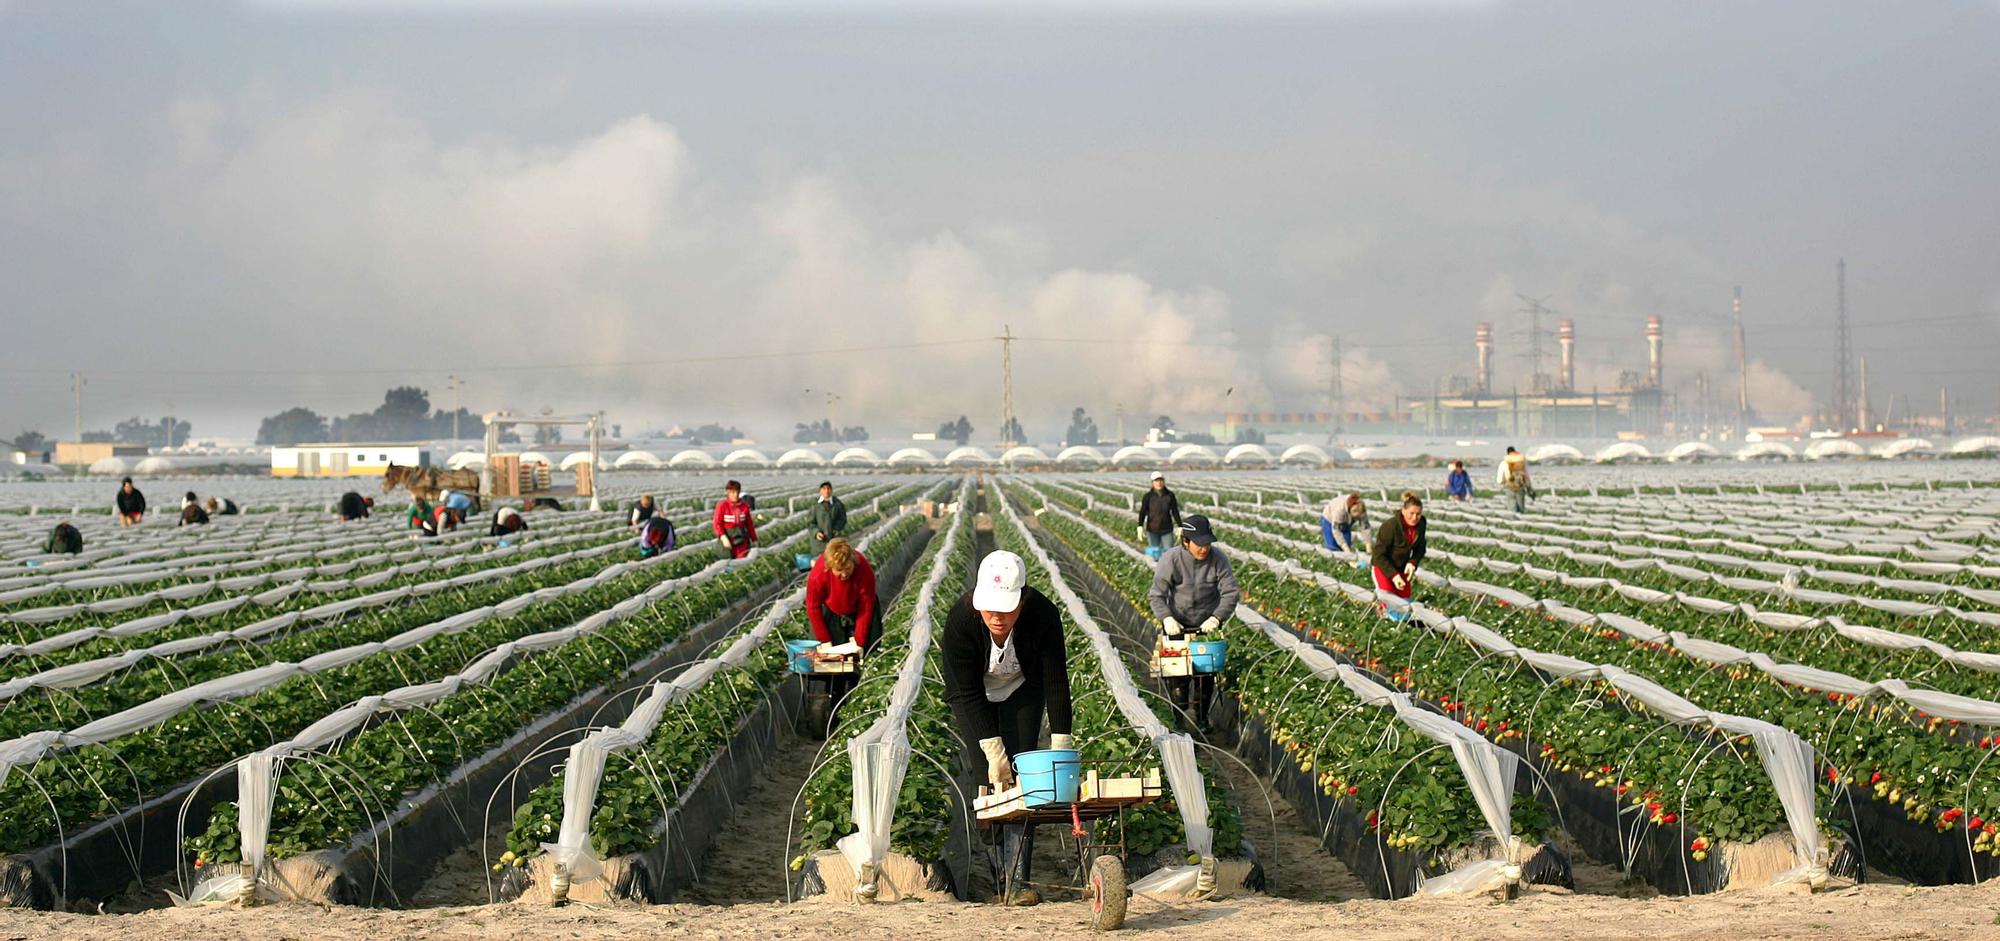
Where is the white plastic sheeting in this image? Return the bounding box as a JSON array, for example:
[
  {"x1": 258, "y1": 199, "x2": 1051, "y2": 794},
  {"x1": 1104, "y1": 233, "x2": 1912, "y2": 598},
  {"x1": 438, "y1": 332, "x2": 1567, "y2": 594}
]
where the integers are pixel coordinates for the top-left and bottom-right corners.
[
  {"x1": 1039, "y1": 497, "x2": 1527, "y2": 896},
  {"x1": 1214, "y1": 529, "x2": 1828, "y2": 887},
  {"x1": 0, "y1": 521, "x2": 779, "y2": 792},
  {"x1": 235, "y1": 528, "x2": 814, "y2": 892},
  {"x1": 837, "y1": 480, "x2": 970, "y2": 896},
  {"x1": 531, "y1": 493, "x2": 922, "y2": 888},
  {"x1": 0, "y1": 538, "x2": 621, "y2": 702}
]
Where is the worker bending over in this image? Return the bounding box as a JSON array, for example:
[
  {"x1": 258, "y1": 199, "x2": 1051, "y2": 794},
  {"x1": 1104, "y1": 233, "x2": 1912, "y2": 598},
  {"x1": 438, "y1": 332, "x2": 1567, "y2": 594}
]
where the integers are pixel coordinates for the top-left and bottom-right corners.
[
  {"x1": 805, "y1": 536, "x2": 877, "y2": 703},
  {"x1": 940, "y1": 550, "x2": 1074, "y2": 906},
  {"x1": 1319, "y1": 492, "x2": 1369, "y2": 555},
  {"x1": 1370, "y1": 491, "x2": 1428, "y2": 616}
]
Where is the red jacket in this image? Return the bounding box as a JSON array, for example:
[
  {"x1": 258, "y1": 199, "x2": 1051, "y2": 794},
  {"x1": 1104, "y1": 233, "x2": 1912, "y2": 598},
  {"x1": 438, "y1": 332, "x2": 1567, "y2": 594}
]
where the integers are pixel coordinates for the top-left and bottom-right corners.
[
  {"x1": 806, "y1": 553, "x2": 878, "y2": 647},
  {"x1": 712, "y1": 498, "x2": 756, "y2": 542}
]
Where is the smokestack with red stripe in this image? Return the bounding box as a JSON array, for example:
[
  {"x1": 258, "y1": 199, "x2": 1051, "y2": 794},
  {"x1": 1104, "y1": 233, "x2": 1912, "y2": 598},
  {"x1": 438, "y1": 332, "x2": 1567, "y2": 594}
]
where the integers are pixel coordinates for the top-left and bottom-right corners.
[
  {"x1": 1475, "y1": 321, "x2": 1493, "y2": 393},
  {"x1": 1646, "y1": 315, "x2": 1664, "y2": 388},
  {"x1": 1558, "y1": 318, "x2": 1575, "y2": 390}
]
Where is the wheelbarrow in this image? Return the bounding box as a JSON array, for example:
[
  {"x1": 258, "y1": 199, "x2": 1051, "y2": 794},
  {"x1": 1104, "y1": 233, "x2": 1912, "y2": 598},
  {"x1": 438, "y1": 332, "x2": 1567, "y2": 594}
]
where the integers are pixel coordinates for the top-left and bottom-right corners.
[
  {"x1": 787, "y1": 639, "x2": 858, "y2": 739},
  {"x1": 975, "y1": 755, "x2": 1163, "y2": 931},
  {"x1": 1149, "y1": 636, "x2": 1227, "y2": 730}
]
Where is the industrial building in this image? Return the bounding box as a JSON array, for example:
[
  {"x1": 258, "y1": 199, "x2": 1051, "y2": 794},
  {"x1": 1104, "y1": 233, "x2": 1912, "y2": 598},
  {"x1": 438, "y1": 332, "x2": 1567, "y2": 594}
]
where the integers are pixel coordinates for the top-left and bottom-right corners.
[
  {"x1": 1405, "y1": 315, "x2": 1675, "y2": 437},
  {"x1": 270, "y1": 443, "x2": 431, "y2": 478}
]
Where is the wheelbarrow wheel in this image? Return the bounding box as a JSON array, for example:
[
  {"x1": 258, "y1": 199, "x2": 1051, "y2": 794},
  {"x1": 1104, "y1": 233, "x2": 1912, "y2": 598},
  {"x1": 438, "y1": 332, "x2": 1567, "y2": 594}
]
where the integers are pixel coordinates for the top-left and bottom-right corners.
[{"x1": 1087, "y1": 854, "x2": 1127, "y2": 931}]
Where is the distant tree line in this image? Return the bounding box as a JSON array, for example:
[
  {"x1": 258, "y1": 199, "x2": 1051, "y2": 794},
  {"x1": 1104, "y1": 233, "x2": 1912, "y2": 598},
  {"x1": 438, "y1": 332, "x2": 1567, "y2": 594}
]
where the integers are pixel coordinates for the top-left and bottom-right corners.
[{"x1": 256, "y1": 387, "x2": 487, "y2": 446}]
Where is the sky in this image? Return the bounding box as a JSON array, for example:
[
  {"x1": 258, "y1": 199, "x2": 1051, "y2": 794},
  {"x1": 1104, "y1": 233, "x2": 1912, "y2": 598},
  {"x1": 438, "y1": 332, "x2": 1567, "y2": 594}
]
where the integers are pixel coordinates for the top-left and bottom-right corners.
[{"x1": 2, "y1": 0, "x2": 1996, "y2": 444}]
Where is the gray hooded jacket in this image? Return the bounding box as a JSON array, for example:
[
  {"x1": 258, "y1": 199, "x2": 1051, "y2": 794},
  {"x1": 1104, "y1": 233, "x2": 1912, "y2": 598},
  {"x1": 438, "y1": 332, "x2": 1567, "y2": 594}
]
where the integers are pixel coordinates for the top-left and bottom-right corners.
[{"x1": 1147, "y1": 544, "x2": 1241, "y2": 627}]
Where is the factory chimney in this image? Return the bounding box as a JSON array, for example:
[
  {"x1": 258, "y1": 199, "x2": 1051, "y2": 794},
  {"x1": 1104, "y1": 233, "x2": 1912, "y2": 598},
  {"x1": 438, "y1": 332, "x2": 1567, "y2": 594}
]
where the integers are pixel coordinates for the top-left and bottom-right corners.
[
  {"x1": 1646, "y1": 315, "x2": 1664, "y2": 389},
  {"x1": 1475, "y1": 321, "x2": 1494, "y2": 394},
  {"x1": 1557, "y1": 319, "x2": 1575, "y2": 391}
]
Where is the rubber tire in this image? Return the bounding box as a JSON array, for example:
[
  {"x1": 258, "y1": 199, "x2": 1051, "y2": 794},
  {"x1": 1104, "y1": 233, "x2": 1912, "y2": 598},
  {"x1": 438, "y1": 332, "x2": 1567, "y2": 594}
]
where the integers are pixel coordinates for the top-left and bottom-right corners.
[{"x1": 1088, "y1": 854, "x2": 1127, "y2": 931}]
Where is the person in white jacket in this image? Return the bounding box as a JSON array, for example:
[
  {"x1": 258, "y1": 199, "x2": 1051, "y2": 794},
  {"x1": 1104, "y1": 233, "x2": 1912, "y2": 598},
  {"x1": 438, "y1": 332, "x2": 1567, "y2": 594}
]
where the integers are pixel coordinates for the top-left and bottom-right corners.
[{"x1": 1319, "y1": 493, "x2": 1369, "y2": 554}]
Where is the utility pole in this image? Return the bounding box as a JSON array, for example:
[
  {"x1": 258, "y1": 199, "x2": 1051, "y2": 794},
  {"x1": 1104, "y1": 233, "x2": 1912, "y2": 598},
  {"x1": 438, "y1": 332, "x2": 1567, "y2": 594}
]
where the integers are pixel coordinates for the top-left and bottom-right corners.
[
  {"x1": 1115, "y1": 403, "x2": 1125, "y2": 447},
  {"x1": 1834, "y1": 259, "x2": 1854, "y2": 432},
  {"x1": 166, "y1": 401, "x2": 176, "y2": 450},
  {"x1": 997, "y1": 324, "x2": 1018, "y2": 447},
  {"x1": 448, "y1": 375, "x2": 462, "y2": 443},
  {"x1": 1732, "y1": 286, "x2": 1750, "y2": 432}
]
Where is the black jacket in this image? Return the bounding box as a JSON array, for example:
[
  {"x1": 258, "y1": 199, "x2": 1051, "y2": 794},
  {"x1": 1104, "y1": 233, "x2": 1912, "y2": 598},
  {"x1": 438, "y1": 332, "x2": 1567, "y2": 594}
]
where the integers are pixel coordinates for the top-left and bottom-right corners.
[
  {"x1": 338, "y1": 492, "x2": 370, "y2": 520},
  {"x1": 1138, "y1": 488, "x2": 1182, "y2": 535},
  {"x1": 214, "y1": 499, "x2": 239, "y2": 515},
  {"x1": 180, "y1": 503, "x2": 209, "y2": 526},
  {"x1": 940, "y1": 587, "x2": 1074, "y2": 743},
  {"x1": 116, "y1": 488, "x2": 146, "y2": 515},
  {"x1": 1371, "y1": 514, "x2": 1428, "y2": 575}
]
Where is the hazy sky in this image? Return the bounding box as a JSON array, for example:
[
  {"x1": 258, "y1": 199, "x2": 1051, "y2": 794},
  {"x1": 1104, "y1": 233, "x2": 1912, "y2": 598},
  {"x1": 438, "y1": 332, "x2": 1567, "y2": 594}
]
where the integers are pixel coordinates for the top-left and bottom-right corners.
[{"x1": 2, "y1": 0, "x2": 1996, "y2": 443}]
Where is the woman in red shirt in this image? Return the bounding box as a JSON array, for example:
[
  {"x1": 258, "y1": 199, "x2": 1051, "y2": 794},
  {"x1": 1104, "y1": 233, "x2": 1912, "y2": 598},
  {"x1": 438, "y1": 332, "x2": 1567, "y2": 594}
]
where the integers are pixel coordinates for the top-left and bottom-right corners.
[
  {"x1": 806, "y1": 537, "x2": 877, "y2": 701},
  {"x1": 1369, "y1": 491, "x2": 1427, "y2": 616},
  {"x1": 711, "y1": 480, "x2": 758, "y2": 559}
]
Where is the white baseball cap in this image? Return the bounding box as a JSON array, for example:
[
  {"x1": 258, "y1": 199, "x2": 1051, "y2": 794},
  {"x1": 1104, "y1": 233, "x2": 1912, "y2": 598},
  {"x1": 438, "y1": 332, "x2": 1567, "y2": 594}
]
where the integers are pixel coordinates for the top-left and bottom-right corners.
[
  {"x1": 973, "y1": 550, "x2": 1027, "y2": 612},
  {"x1": 1149, "y1": 470, "x2": 1165, "y2": 481}
]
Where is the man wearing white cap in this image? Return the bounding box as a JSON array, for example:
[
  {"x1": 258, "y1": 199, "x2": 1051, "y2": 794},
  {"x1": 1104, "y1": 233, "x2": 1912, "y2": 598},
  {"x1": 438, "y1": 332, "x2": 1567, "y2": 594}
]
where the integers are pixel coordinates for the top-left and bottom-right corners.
[
  {"x1": 1136, "y1": 470, "x2": 1182, "y2": 555},
  {"x1": 941, "y1": 549, "x2": 1075, "y2": 906}
]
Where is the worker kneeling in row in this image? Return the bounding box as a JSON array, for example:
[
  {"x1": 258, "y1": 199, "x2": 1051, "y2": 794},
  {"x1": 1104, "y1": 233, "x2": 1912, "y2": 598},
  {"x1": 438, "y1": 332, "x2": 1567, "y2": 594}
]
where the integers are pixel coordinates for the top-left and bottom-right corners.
[
  {"x1": 1148, "y1": 514, "x2": 1239, "y2": 728},
  {"x1": 489, "y1": 505, "x2": 529, "y2": 538},
  {"x1": 941, "y1": 550, "x2": 1074, "y2": 906}
]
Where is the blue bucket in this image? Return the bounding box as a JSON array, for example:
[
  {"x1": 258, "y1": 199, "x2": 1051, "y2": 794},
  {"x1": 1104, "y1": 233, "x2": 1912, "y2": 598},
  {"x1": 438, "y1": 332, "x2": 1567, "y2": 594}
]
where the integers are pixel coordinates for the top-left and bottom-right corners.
[
  {"x1": 1145, "y1": 546, "x2": 1164, "y2": 561},
  {"x1": 1014, "y1": 748, "x2": 1082, "y2": 808},
  {"x1": 794, "y1": 553, "x2": 815, "y2": 572},
  {"x1": 1188, "y1": 639, "x2": 1228, "y2": 673},
  {"x1": 786, "y1": 639, "x2": 821, "y2": 673}
]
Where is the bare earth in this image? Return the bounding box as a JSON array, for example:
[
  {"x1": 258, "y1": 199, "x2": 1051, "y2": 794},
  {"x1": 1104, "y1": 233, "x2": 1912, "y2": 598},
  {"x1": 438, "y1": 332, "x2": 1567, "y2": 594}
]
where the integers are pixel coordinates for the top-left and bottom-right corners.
[{"x1": 5, "y1": 883, "x2": 1999, "y2": 941}]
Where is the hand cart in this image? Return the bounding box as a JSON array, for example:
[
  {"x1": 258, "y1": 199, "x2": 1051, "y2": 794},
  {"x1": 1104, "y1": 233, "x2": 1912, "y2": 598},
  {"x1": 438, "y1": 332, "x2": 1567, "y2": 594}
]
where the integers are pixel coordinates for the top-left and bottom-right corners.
[
  {"x1": 787, "y1": 641, "x2": 858, "y2": 739},
  {"x1": 1148, "y1": 636, "x2": 1223, "y2": 731},
  {"x1": 974, "y1": 761, "x2": 1163, "y2": 930}
]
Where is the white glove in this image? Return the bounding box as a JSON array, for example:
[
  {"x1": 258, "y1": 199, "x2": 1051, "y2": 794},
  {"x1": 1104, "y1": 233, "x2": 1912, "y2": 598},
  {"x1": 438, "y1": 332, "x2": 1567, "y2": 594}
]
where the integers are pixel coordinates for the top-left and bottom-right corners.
[
  {"x1": 1162, "y1": 617, "x2": 1184, "y2": 638},
  {"x1": 980, "y1": 737, "x2": 1014, "y2": 788},
  {"x1": 1392, "y1": 574, "x2": 1408, "y2": 591},
  {"x1": 1049, "y1": 733, "x2": 1074, "y2": 751},
  {"x1": 1403, "y1": 562, "x2": 1417, "y2": 579},
  {"x1": 1136, "y1": 526, "x2": 1145, "y2": 542},
  {"x1": 1199, "y1": 616, "x2": 1220, "y2": 634}
]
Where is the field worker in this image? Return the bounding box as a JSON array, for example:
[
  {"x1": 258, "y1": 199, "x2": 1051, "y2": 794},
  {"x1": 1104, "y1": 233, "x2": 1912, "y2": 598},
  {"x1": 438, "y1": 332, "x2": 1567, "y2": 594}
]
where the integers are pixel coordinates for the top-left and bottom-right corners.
[
  {"x1": 442, "y1": 488, "x2": 476, "y2": 520},
  {"x1": 1319, "y1": 492, "x2": 1370, "y2": 555},
  {"x1": 628, "y1": 494, "x2": 657, "y2": 527},
  {"x1": 809, "y1": 480, "x2": 848, "y2": 551},
  {"x1": 941, "y1": 550, "x2": 1075, "y2": 906},
  {"x1": 637, "y1": 515, "x2": 678, "y2": 558},
  {"x1": 1136, "y1": 471, "x2": 1182, "y2": 554},
  {"x1": 1498, "y1": 447, "x2": 1532, "y2": 513},
  {"x1": 42, "y1": 521, "x2": 83, "y2": 555},
  {"x1": 489, "y1": 505, "x2": 528, "y2": 538},
  {"x1": 407, "y1": 496, "x2": 436, "y2": 536},
  {"x1": 1446, "y1": 461, "x2": 1474, "y2": 501},
  {"x1": 114, "y1": 477, "x2": 146, "y2": 527},
  {"x1": 805, "y1": 537, "x2": 878, "y2": 703},
  {"x1": 1370, "y1": 491, "x2": 1428, "y2": 613},
  {"x1": 434, "y1": 502, "x2": 462, "y2": 534},
  {"x1": 179, "y1": 492, "x2": 210, "y2": 527},
  {"x1": 1148, "y1": 514, "x2": 1239, "y2": 726},
  {"x1": 205, "y1": 496, "x2": 240, "y2": 516},
  {"x1": 712, "y1": 480, "x2": 757, "y2": 559},
  {"x1": 337, "y1": 492, "x2": 373, "y2": 521}
]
